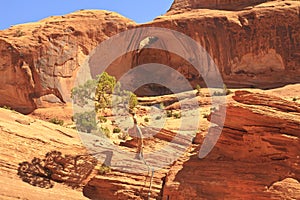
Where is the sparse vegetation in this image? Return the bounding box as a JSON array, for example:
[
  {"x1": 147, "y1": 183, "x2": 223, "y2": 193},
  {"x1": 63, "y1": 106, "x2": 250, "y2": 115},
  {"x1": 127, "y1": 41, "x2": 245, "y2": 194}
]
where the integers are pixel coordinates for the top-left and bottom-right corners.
[
  {"x1": 166, "y1": 110, "x2": 181, "y2": 119},
  {"x1": 98, "y1": 116, "x2": 107, "y2": 123},
  {"x1": 213, "y1": 84, "x2": 232, "y2": 96},
  {"x1": 95, "y1": 72, "x2": 117, "y2": 111},
  {"x1": 196, "y1": 84, "x2": 202, "y2": 96},
  {"x1": 155, "y1": 115, "x2": 162, "y2": 120},
  {"x1": 2, "y1": 105, "x2": 12, "y2": 110},
  {"x1": 71, "y1": 79, "x2": 97, "y2": 107},
  {"x1": 127, "y1": 92, "x2": 138, "y2": 110},
  {"x1": 223, "y1": 84, "x2": 232, "y2": 95},
  {"x1": 101, "y1": 126, "x2": 111, "y2": 138},
  {"x1": 97, "y1": 164, "x2": 111, "y2": 175},
  {"x1": 292, "y1": 97, "x2": 297, "y2": 102},
  {"x1": 49, "y1": 118, "x2": 64, "y2": 126},
  {"x1": 113, "y1": 127, "x2": 121, "y2": 133},
  {"x1": 166, "y1": 110, "x2": 173, "y2": 118},
  {"x1": 71, "y1": 72, "x2": 138, "y2": 112},
  {"x1": 144, "y1": 117, "x2": 149, "y2": 122},
  {"x1": 210, "y1": 107, "x2": 217, "y2": 112},
  {"x1": 159, "y1": 102, "x2": 165, "y2": 109},
  {"x1": 173, "y1": 112, "x2": 181, "y2": 119},
  {"x1": 73, "y1": 111, "x2": 97, "y2": 133}
]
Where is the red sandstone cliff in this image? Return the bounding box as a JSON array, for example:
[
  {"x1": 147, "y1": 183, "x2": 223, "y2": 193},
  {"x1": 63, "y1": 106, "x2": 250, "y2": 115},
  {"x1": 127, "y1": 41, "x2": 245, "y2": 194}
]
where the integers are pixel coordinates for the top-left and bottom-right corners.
[
  {"x1": 1, "y1": 1, "x2": 300, "y2": 113},
  {"x1": 0, "y1": 10, "x2": 135, "y2": 114},
  {"x1": 144, "y1": 0, "x2": 300, "y2": 89}
]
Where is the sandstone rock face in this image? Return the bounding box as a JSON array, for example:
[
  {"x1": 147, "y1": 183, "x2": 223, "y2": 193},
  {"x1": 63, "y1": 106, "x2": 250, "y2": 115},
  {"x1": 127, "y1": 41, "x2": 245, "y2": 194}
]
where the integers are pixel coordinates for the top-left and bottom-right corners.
[
  {"x1": 82, "y1": 127, "x2": 195, "y2": 200},
  {"x1": 146, "y1": 1, "x2": 300, "y2": 89},
  {"x1": 1, "y1": 90, "x2": 299, "y2": 199},
  {"x1": 1, "y1": 1, "x2": 300, "y2": 112},
  {"x1": 162, "y1": 91, "x2": 300, "y2": 199},
  {"x1": 169, "y1": 0, "x2": 271, "y2": 11},
  {"x1": 100, "y1": 1, "x2": 300, "y2": 95},
  {"x1": 0, "y1": 10, "x2": 135, "y2": 114}
]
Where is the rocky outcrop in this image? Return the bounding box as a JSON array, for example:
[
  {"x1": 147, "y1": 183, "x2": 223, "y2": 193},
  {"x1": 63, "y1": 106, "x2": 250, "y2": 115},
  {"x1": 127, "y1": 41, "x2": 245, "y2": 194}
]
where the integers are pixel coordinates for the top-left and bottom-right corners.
[
  {"x1": 268, "y1": 178, "x2": 300, "y2": 199},
  {"x1": 143, "y1": 1, "x2": 300, "y2": 89},
  {"x1": 162, "y1": 91, "x2": 300, "y2": 199},
  {"x1": 1, "y1": 89, "x2": 299, "y2": 199},
  {"x1": 0, "y1": 10, "x2": 135, "y2": 114},
  {"x1": 169, "y1": 0, "x2": 271, "y2": 11},
  {"x1": 99, "y1": 1, "x2": 300, "y2": 95},
  {"x1": 1, "y1": 1, "x2": 300, "y2": 110},
  {"x1": 83, "y1": 127, "x2": 195, "y2": 200}
]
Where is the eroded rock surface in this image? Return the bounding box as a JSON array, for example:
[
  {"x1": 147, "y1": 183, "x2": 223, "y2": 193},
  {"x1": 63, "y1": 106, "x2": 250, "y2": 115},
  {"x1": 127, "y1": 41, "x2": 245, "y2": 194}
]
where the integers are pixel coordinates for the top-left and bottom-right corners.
[
  {"x1": 162, "y1": 91, "x2": 300, "y2": 199},
  {"x1": 147, "y1": 1, "x2": 300, "y2": 89},
  {"x1": 1, "y1": 1, "x2": 300, "y2": 112},
  {"x1": 0, "y1": 108, "x2": 90, "y2": 199},
  {"x1": 169, "y1": 0, "x2": 272, "y2": 11},
  {"x1": 0, "y1": 10, "x2": 135, "y2": 113}
]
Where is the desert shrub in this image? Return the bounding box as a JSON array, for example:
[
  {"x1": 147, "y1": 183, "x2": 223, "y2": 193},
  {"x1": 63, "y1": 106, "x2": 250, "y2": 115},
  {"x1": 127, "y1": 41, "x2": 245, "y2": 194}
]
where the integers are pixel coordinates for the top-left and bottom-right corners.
[
  {"x1": 97, "y1": 164, "x2": 111, "y2": 175},
  {"x1": 144, "y1": 117, "x2": 149, "y2": 122},
  {"x1": 173, "y1": 112, "x2": 181, "y2": 119},
  {"x1": 159, "y1": 102, "x2": 165, "y2": 109},
  {"x1": 223, "y1": 84, "x2": 232, "y2": 95},
  {"x1": 101, "y1": 126, "x2": 111, "y2": 138},
  {"x1": 155, "y1": 115, "x2": 162, "y2": 120},
  {"x1": 213, "y1": 84, "x2": 231, "y2": 96},
  {"x1": 196, "y1": 84, "x2": 202, "y2": 96},
  {"x1": 129, "y1": 93, "x2": 138, "y2": 109},
  {"x1": 166, "y1": 110, "x2": 173, "y2": 118},
  {"x1": 113, "y1": 127, "x2": 121, "y2": 133},
  {"x1": 98, "y1": 116, "x2": 107, "y2": 123},
  {"x1": 73, "y1": 111, "x2": 97, "y2": 133},
  {"x1": 210, "y1": 107, "x2": 217, "y2": 112},
  {"x1": 2, "y1": 105, "x2": 12, "y2": 110},
  {"x1": 49, "y1": 118, "x2": 64, "y2": 126}
]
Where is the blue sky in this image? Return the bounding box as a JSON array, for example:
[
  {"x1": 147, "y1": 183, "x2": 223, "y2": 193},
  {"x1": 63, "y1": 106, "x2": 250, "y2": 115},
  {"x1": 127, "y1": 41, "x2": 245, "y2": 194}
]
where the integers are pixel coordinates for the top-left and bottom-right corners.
[{"x1": 0, "y1": 0, "x2": 174, "y2": 30}]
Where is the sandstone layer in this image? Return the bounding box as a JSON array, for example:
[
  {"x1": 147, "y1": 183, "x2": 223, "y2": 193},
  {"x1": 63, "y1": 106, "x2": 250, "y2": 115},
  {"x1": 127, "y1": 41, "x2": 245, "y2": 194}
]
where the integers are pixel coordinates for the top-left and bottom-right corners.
[
  {"x1": 0, "y1": 10, "x2": 135, "y2": 114},
  {"x1": 0, "y1": 1, "x2": 300, "y2": 112},
  {"x1": 143, "y1": 0, "x2": 300, "y2": 89},
  {"x1": 162, "y1": 91, "x2": 300, "y2": 199},
  {"x1": 0, "y1": 89, "x2": 299, "y2": 199},
  {"x1": 0, "y1": 108, "x2": 89, "y2": 199},
  {"x1": 169, "y1": 0, "x2": 272, "y2": 11},
  {"x1": 91, "y1": 1, "x2": 300, "y2": 96}
]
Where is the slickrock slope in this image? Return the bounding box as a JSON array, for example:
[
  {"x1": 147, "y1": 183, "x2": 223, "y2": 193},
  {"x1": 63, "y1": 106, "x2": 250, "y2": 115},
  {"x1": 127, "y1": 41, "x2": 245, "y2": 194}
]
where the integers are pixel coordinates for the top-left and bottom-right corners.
[
  {"x1": 0, "y1": 106, "x2": 194, "y2": 200},
  {"x1": 162, "y1": 91, "x2": 300, "y2": 199},
  {"x1": 0, "y1": 107, "x2": 89, "y2": 199},
  {"x1": 83, "y1": 127, "x2": 195, "y2": 200},
  {"x1": 0, "y1": 10, "x2": 135, "y2": 114}
]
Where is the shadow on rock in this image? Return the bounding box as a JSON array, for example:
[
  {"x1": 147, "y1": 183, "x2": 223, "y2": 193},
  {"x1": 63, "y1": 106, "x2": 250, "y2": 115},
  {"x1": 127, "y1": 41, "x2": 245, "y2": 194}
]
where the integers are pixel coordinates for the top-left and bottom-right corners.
[{"x1": 18, "y1": 150, "x2": 97, "y2": 189}]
